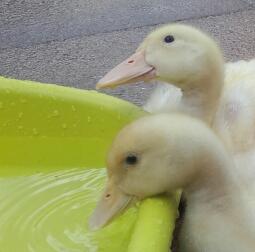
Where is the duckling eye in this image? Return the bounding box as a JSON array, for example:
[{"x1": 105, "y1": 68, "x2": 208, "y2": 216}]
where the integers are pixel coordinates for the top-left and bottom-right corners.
[
  {"x1": 125, "y1": 154, "x2": 138, "y2": 165},
  {"x1": 164, "y1": 35, "x2": 175, "y2": 43}
]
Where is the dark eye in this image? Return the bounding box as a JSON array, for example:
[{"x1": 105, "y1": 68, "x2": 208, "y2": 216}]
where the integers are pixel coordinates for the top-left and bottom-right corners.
[
  {"x1": 125, "y1": 154, "x2": 138, "y2": 165},
  {"x1": 164, "y1": 35, "x2": 175, "y2": 43}
]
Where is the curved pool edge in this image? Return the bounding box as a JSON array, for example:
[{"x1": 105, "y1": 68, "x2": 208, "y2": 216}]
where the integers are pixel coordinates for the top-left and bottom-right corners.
[
  {"x1": 0, "y1": 76, "x2": 178, "y2": 252},
  {"x1": 128, "y1": 196, "x2": 179, "y2": 252}
]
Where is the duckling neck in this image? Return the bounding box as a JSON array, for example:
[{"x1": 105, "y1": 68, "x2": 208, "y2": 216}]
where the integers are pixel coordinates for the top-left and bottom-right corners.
[
  {"x1": 184, "y1": 142, "x2": 238, "y2": 211},
  {"x1": 180, "y1": 71, "x2": 224, "y2": 125}
]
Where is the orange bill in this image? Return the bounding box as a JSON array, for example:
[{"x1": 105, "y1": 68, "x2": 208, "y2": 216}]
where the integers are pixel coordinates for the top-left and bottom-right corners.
[
  {"x1": 96, "y1": 50, "x2": 156, "y2": 89},
  {"x1": 88, "y1": 179, "x2": 133, "y2": 230}
]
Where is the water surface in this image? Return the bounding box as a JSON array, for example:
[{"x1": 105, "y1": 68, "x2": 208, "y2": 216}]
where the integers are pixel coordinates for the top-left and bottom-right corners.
[{"x1": 0, "y1": 168, "x2": 138, "y2": 252}]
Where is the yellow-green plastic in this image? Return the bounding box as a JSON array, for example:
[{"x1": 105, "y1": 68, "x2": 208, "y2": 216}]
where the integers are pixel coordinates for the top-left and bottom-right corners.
[{"x1": 0, "y1": 76, "x2": 178, "y2": 251}]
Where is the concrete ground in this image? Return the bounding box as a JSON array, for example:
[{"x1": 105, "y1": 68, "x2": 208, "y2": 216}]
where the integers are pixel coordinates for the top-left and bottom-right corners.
[{"x1": 0, "y1": 0, "x2": 255, "y2": 106}]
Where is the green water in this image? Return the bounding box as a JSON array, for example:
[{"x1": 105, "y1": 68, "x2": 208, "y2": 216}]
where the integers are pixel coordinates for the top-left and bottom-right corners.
[{"x1": 0, "y1": 168, "x2": 138, "y2": 252}]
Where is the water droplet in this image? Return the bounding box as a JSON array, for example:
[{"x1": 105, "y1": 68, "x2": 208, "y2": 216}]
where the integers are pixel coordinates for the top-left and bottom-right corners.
[
  {"x1": 71, "y1": 105, "x2": 76, "y2": 112},
  {"x1": 62, "y1": 123, "x2": 67, "y2": 129},
  {"x1": 71, "y1": 203, "x2": 81, "y2": 210},
  {"x1": 52, "y1": 110, "x2": 59, "y2": 117},
  {"x1": 0, "y1": 102, "x2": 3, "y2": 109},
  {"x1": 18, "y1": 112, "x2": 23, "y2": 118},
  {"x1": 32, "y1": 128, "x2": 39, "y2": 135},
  {"x1": 87, "y1": 116, "x2": 91, "y2": 123},
  {"x1": 18, "y1": 125, "x2": 23, "y2": 130}
]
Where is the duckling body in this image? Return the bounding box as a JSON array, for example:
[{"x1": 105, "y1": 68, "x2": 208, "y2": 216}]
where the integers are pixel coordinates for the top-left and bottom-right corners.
[
  {"x1": 214, "y1": 59, "x2": 255, "y2": 152},
  {"x1": 181, "y1": 197, "x2": 255, "y2": 252},
  {"x1": 89, "y1": 114, "x2": 255, "y2": 251}
]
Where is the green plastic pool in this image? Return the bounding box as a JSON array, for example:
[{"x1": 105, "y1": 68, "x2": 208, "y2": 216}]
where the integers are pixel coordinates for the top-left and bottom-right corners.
[{"x1": 0, "y1": 76, "x2": 178, "y2": 252}]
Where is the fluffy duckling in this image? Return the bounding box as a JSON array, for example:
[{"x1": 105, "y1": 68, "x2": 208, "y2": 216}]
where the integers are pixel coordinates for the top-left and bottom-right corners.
[
  {"x1": 89, "y1": 114, "x2": 255, "y2": 252},
  {"x1": 96, "y1": 24, "x2": 224, "y2": 124},
  {"x1": 96, "y1": 24, "x2": 255, "y2": 153}
]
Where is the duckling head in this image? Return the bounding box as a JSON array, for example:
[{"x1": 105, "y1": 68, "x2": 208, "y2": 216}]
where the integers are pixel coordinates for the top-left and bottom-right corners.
[
  {"x1": 89, "y1": 114, "x2": 211, "y2": 230},
  {"x1": 96, "y1": 24, "x2": 223, "y2": 90}
]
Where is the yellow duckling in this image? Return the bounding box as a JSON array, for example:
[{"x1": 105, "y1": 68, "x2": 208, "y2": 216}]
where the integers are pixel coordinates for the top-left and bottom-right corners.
[
  {"x1": 97, "y1": 24, "x2": 224, "y2": 124},
  {"x1": 89, "y1": 113, "x2": 255, "y2": 252},
  {"x1": 96, "y1": 24, "x2": 255, "y2": 152}
]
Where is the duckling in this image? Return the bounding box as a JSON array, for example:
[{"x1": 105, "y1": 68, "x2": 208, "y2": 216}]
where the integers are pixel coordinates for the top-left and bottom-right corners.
[
  {"x1": 89, "y1": 113, "x2": 255, "y2": 252},
  {"x1": 96, "y1": 24, "x2": 224, "y2": 124},
  {"x1": 96, "y1": 24, "x2": 255, "y2": 153}
]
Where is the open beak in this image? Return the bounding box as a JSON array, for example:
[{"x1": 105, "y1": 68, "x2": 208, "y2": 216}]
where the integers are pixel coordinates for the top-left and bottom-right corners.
[
  {"x1": 88, "y1": 179, "x2": 133, "y2": 230},
  {"x1": 96, "y1": 50, "x2": 156, "y2": 89}
]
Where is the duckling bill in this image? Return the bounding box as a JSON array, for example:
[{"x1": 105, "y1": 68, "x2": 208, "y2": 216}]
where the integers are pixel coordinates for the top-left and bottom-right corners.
[
  {"x1": 96, "y1": 51, "x2": 156, "y2": 89},
  {"x1": 89, "y1": 179, "x2": 133, "y2": 230}
]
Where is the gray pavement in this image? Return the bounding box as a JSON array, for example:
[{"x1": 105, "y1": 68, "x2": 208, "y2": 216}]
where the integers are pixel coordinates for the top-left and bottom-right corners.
[{"x1": 0, "y1": 1, "x2": 255, "y2": 106}]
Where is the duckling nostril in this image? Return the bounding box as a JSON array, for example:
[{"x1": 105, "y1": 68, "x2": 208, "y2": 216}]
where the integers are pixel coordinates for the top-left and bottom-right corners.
[
  {"x1": 128, "y1": 60, "x2": 134, "y2": 64},
  {"x1": 105, "y1": 193, "x2": 111, "y2": 198}
]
